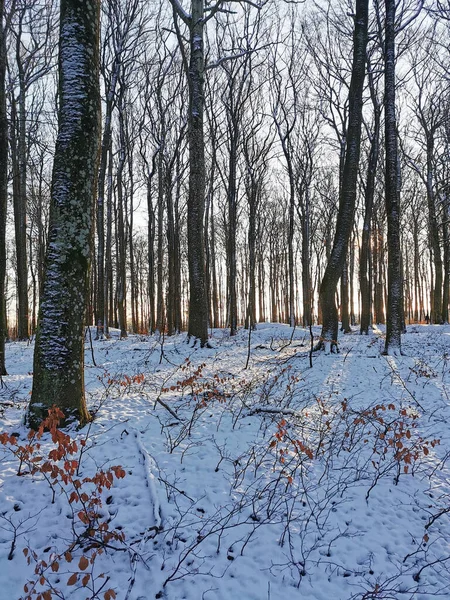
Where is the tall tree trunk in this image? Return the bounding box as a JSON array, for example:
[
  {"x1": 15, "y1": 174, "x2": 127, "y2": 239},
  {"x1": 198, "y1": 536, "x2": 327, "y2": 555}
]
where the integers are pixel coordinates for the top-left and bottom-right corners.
[
  {"x1": 340, "y1": 259, "x2": 351, "y2": 332},
  {"x1": 116, "y1": 109, "x2": 128, "y2": 339},
  {"x1": 128, "y1": 150, "x2": 137, "y2": 333},
  {"x1": 105, "y1": 148, "x2": 113, "y2": 337},
  {"x1": 0, "y1": 0, "x2": 7, "y2": 375},
  {"x1": 186, "y1": 0, "x2": 208, "y2": 345},
  {"x1": 258, "y1": 251, "x2": 265, "y2": 323},
  {"x1": 167, "y1": 166, "x2": 177, "y2": 335},
  {"x1": 288, "y1": 173, "x2": 296, "y2": 328},
  {"x1": 318, "y1": 0, "x2": 369, "y2": 352},
  {"x1": 350, "y1": 230, "x2": 356, "y2": 325},
  {"x1": 373, "y1": 220, "x2": 385, "y2": 323},
  {"x1": 96, "y1": 60, "x2": 118, "y2": 339},
  {"x1": 29, "y1": 0, "x2": 101, "y2": 427},
  {"x1": 11, "y1": 98, "x2": 29, "y2": 340},
  {"x1": 425, "y1": 134, "x2": 443, "y2": 324},
  {"x1": 413, "y1": 215, "x2": 420, "y2": 322},
  {"x1": 227, "y1": 132, "x2": 238, "y2": 335},
  {"x1": 300, "y1": 189, "x2": 312, "y2": 327},
  {"x1": 174, "y1": 155, "x2": 183, "y2": 332},
  {"x1": 12, "y1": 18, "x2": 29, "y2": 340},
  {"x1": 442, "y1": 194, "x2": 450, "y2": 323},
  {"x1": 145, "y1": 152, "x2": 157, "y2": 334},
  {"x1": 156, "y1": 153, "x2": 165, "y2": 332},
  {"x1": 360, "y1": 77, "x2": 381, "y2": 333},
  {"x1": 210, "y1": 187, "x2": 219, "y2": 329},
  {"x1": 383, "y1": 0, "x2": 403, "y2": 354},
  {"x1": 246, "y1": 180, "x2": 258, "y2": 330}
]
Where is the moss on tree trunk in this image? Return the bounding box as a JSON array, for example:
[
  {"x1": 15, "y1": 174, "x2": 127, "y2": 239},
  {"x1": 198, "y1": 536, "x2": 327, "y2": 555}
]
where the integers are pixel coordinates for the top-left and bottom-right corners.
[{"x1": 28, "y1": 0, "x2": 101, "y2": 428}]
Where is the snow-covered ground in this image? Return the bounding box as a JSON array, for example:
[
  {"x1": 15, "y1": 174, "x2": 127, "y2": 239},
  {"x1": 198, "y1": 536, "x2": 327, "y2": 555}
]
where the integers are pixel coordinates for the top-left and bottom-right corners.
[{"x1": 1, "y1": 323, "x2": 450, "y2": 600}]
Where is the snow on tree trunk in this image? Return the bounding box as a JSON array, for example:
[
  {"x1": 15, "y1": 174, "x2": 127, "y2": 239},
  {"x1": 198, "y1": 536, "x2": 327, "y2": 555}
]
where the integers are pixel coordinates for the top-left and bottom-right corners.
[
  {"x1": 317, "y1": 0, "x2": 369, "y2": 352},
  {"x1": 0, "y1": 0, "x2": 7, "y2": 376},
  {"x1": 29, "y1": 0, "x2": 101, "y2": 427},
  {"x1": 187, "y1": 0, "x2": 209, "y2": 346},
  {"x1": 383, "y1": 0, "x2": 403, "y2": 355}
]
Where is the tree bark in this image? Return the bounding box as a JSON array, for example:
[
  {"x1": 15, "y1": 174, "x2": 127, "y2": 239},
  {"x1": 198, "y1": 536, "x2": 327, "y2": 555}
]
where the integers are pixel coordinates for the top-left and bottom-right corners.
[
  {"x1": 443, "y1": 192, "x2": 450, "y2": 323},
  {"x1": 0, "y1": 0, "x2": 7, "y2": 375},
  {"x1": 425, "y1": 133, "x2": 443, "y2": 324},
  {"x1": 360, "y1": 62, "x2": 381, "y2": 334},
  {"x1": 300, "y1": 188, "x2": 312, "y2": 327},
  {"x1": 96, "y1": 59, "x2": 118, "y2": 339},
  {"x1": 340, "y1": 259, "x2": 351, "y2": 332},
  {"x1": 227, "y1": 129, "x2": 238, "y2": 335},
  {"x1": 12, "y1": 13, "x2": 29, "y2": 340},
  {"x1": 185, "y1": 1, "x2": 209, "y2": 345},
  {"x1": 317, "y1": 0, "x2": 369, "y2": 352},
  {"x1": 29, "y1": 0, "x2": 101, "y2": 427},
  {"x1": 383, "y1": 0, "x2": 403, "y2": 354},
  {"x1": 116, "y1": 98, "x2": 128, "y2": 339}
]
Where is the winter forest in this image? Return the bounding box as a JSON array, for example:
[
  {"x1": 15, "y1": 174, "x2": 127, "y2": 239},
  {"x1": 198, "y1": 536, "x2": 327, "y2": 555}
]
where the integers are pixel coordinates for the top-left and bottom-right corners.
[{"x1": 1, "y1": 0, "x2": 450, "y2": 599}]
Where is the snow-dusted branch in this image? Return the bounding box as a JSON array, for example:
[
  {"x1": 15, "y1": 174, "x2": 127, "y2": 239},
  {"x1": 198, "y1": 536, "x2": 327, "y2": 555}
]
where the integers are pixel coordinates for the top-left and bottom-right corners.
[
  {"x1": 167, "y1": 0, "x2": 191, "y2": 25},
  {"x1": 205, "y1": 42, "x2": 272, "y2": 70},
  {"x1": 396, "y1": 0, "x2": 425, "y2": 32},
  {"x1": 203, "y1": 0, "x2": 268, "y2": 23}
]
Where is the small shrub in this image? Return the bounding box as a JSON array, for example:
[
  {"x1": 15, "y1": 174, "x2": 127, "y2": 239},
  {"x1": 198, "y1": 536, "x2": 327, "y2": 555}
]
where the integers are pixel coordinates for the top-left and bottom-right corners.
[{"x1": 1, "y1": 407, "x2": 126, "y2": 600}]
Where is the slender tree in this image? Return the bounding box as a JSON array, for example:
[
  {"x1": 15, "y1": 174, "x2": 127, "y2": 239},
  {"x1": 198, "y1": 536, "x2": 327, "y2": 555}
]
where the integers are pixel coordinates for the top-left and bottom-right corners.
[
  {"x1": 317, "y1": 0, "x2": 369, "y2": 352},
  {"x1": 29, "y1": 0, "x2": 101, "y2": 427},
  {"x1": 0, "y1": 0, "x2": 7, "y2": 375},
  {"x1": 169, "y1": 0, "x2": 209, "y2": 345},
  {"x1": 382, "y1": 0, "x2": 423, "y2": 353},
  {"x1": 169, "y1": 0, "x2": 264, "y2": 345},
  {"x1": 360, "y1": 49, "x2": 382, "y2": 334}
]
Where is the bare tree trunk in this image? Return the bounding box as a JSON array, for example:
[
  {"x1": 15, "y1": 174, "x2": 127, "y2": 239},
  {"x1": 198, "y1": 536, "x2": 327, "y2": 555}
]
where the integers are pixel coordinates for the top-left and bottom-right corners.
[
  {"x1": 174, "y1": 154, "x2": 183, "y2": 333},
  {"x1": 425, "y1": 134, "x2": 443, "y2": 323},
  {"x1": 105, "y1": 148, "x2": 113, "y2": 337},
  {"x1": 96, "y1": 59, "x2": 118, "y2": 339},
  {"x1": 147, "y1": 178, "x2": 156, "y2": 333},
  {"x1": 373, "y1": 219, "x2": 384, "y2": 323},
  {"x1": 186, "y1": 0, "x2": 208, "y2": 345},
  {"x1": 300, "y1": 188, "x2": 312, "y2": 327},
  {"x1": 360, "y1": 63, "x2": 381, "y2": 333},
  {"x1": 13, "y1": 16, "x2": 29, "y2": 340},
  {"x1": 10, "y1": 98, "x2": 29, "y2": 340},
  {"x1": 288, "y1": 174, "x2": 296, "y2": 328},
  {"x1": 127, "y1": 149, "x2": 137, "y2": 333},
  {"x1": 258, "y1": 251, "x2": 265, "y2": 323},
  {"x1": 350, "y1": 229, "x2": 356, "y2": 325},
  {"x1": 167, "y1": 177, "x2": 176, "y2": 336},
  {"x1": 29, "y1": 0, "x2": 101, "y2": 427},
  {"x1": 245, "y1": 175, "x2": 259, "y2": 330},
  {"x1": 156, "y1": 152, "x2": 165, "y2": 332},
  {"x1": 143, "y1": 149, "x2": 157, "y2": 334},
  {"x1": 340, "y1": 259, "x2": 351, "y2": 332},
  {"x1": 318, "y1": 0, "x2": 369, "y2": 352},
  {"x1": 208, "y1": 174, "x2": 219, "y2": 329},
  {"x1": 443, "y1": 193, "x2": 450, "y2": 323},
  {"x1": 0, "y1": 0, "x2": 7, "y2": 375},
  {"x1": 116, "y1": 103, "x2": 128, "y2": 339},
  {"x1": 383, "y1": 0, "x2": 403, "y2": 354},
  {"x1": 227, "y1": 131, "x2": 238, "y2": 335}
]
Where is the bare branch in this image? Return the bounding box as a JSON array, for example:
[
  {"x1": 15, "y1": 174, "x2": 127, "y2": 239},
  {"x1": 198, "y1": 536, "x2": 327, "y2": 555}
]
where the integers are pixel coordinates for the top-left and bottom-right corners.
[
  {"x1": 205, "y1": 41, "x2": 273, "y2": 71},
  {"x1": 203, "y1": 0, "x2": 269, "y2": 23},
  {"x1": 166, "y1": 0, "x2": 191, "y2": 25},
  {"x1": 396, "y1": 0, "x2": 425, "y2": 32}
]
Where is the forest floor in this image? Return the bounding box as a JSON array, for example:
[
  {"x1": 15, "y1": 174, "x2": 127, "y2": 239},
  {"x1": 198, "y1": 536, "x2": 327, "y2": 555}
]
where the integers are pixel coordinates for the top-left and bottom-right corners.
[{"x1": 1, "y1": 323, "x2": 450, "y2": 600}]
